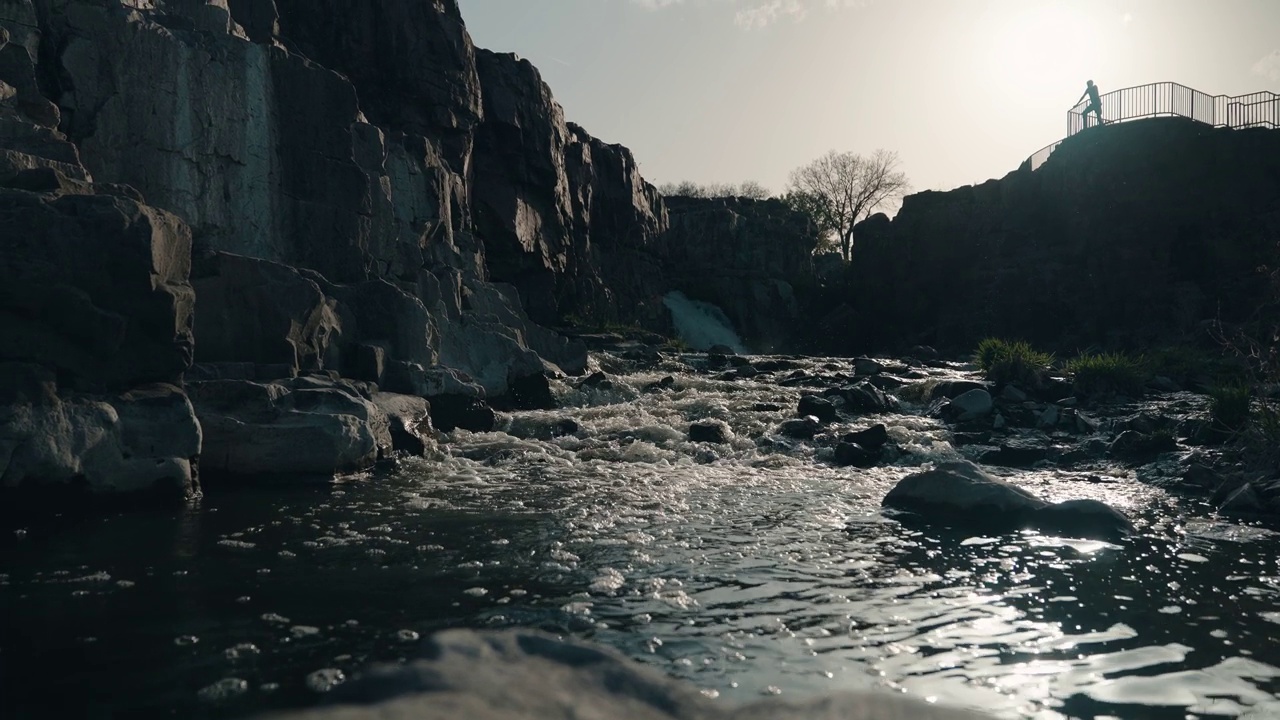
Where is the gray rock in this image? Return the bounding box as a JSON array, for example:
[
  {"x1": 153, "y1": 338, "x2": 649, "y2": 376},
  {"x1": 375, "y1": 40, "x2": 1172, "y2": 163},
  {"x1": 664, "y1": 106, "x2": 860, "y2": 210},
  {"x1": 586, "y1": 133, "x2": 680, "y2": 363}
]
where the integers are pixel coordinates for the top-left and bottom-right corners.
[
  {"x1": 853, "y1": 357, "x2": 884, "y2": 375},
  {"x1": 268, "y1": 629, "x2": 990, "y2": 720},
  {"x1": 950, "y1": 388, "x2": 993, "y2": 421},
  {"x1": 928, "y1": 380, "x2": 987, "y2": 402},
  {"x1": 371, "y1": 392, "x2": 434, "y2": 456},
  {"x1": 841, "y1": 380, "x2": 896, "y2": 413},
  {"x1": 190, "y1": 377, "x2": 391, "y2": 478},
  {"x1": 1036, "y1": 404, "x2": 1060, "y2": 428},
  {"x1": 999, "y1": 384, "x2": 1028, "y2": 402},
  {"x1": 1218, "y1": 482, "x2": 1267, "y2": 515}
]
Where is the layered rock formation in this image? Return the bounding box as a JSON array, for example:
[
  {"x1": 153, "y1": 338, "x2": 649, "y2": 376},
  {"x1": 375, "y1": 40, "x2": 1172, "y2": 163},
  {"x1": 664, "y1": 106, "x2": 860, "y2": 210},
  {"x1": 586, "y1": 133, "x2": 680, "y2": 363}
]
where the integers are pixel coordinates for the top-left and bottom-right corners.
[
  {"x1": 839, "y1": 118, "x2": 1280, "y2": 353},
  {"x1": 660, "y1": 196, "x2": 817, "y2": 351}
]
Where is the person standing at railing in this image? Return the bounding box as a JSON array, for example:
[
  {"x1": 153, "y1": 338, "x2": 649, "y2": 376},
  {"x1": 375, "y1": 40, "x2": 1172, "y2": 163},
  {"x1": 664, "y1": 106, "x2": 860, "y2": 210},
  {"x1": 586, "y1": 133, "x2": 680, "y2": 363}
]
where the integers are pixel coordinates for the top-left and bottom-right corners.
[{"x1": 1078, "y1": 80, "x2": 1103, "y2": 127}]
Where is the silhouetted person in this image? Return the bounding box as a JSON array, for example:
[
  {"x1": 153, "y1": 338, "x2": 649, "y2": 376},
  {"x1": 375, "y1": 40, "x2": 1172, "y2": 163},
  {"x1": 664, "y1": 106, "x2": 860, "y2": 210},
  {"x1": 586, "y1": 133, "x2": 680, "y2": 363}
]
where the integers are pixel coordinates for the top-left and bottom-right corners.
[{"x1": 1079, "y1": 80, "x2": 1103, "y2": 127}]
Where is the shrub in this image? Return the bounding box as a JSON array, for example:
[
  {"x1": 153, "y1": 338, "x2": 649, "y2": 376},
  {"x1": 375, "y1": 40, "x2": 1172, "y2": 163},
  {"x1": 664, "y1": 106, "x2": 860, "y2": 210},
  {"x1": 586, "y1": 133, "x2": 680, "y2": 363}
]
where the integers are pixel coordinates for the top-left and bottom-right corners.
[
  {"x1": 1208, "y1": 383, "x2": 1252, "y2": 431},
  {"x1": 973, "y1": 338, "x2": 1053, "y2": 387},
  {"x1": 1066, "y1": 352, "x2": 1148, "y2": 398}
]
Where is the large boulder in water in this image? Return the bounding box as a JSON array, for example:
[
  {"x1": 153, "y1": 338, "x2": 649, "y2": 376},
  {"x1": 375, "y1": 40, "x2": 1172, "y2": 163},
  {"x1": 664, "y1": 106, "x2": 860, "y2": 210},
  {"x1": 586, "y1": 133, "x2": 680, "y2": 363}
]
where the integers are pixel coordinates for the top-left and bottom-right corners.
[
  {"x1": 268, "y1": 629, "x2": 990, "y2": 720},
  {"x1": 883, "y1": 460, "x2": 1135, "y2": 541}
]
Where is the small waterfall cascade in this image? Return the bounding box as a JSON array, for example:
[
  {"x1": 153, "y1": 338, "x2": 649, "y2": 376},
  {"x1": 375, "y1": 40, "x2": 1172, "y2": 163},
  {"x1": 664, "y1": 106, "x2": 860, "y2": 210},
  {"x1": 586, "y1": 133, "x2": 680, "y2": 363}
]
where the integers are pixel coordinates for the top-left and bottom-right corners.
[{"x1": 661, "y1": 291, "x2": 747, "y2": 353}]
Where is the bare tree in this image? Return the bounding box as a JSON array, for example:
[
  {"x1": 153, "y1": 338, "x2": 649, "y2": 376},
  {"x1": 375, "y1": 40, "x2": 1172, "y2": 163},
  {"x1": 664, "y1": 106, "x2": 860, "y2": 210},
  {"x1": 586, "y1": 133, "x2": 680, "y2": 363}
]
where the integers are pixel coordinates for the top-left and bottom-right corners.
[{"x1": 784, "y1": 149, "x2": 909, "y2": 262}]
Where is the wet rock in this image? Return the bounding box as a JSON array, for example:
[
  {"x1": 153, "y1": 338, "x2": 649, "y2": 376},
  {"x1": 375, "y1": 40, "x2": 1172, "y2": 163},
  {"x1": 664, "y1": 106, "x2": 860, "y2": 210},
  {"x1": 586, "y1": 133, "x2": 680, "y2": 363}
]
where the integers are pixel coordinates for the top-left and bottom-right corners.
[
  {"x1": 866, "y1": 375, "x2": 906, "y2": 391},
  {"x1": 952, "y1": 431, "x2": 992, "y2": 446},
  {"x1": 751, "y1": 403, "x2": 782, "y2": 412},
  {"x1": 949, "y1": 389, "x2": 993, "y2": 421},
  {"x1": 908, "y1": 345, "x2": 939, "y2": 362},
  {"x1": 1218, "y1": 482, "x2": 1267, "y2": 515},
  {"x1": 371, "y1": 393, "x2": 434, "y2": 456},
  {"x1": 1031, "y1": 499, "x2": 1136, "y2": 540},
  {"x1": 581, "y1": 372, "x2": 613, "y2": 390},
  {"x1": 929, "y1": 380, "x2": 987, "y2": 402},
  {"x1": 707, "y1": 344, "x2": 737, "y2": 356},
  {"x1": 190, "y1": 377, "x2": 391, "y2": 479},
  {"x1": 1036, "y1": 404, "x2": 1060, "y2": 429},
  {"x1": 839, "y1": 381, "x2": 896, "y2": 414},
  {"x1": 843, "y1": 423, "x2": 889, "y2": 451},
  {"x1": 430, "y1": 396, "x2": 497, "y2": 434},
  {"x1": 853, "y1": 357, "x2": 883, "y2": 376},
  {"x1": 882, "y1": 460, "x2": 1134, "y2": 541},
  {"x1": 276, "y1": 629, "x2": 989, "y2": 720},
  {"x1": 643, "y1": 376, "x2": 677, "y2": 393},
  {"x1": 1109, "y1": 430, "x2": 1177, "y2": 460},
  {"x1": 689, "y1": 421, "x2": 731, "y2": 444},
  {"x1": 779, "y1": 416, "x2": 821, "y2": 439},
  {"x1": 834, "y1": 442, "x2": 877, "y2": 467},
  {"x1": 496, "y1": 370, "x2": 555, "y2": 411},
  {"x1": 1180, "y1": 463, "x2": 1226, "y2": 494},
  {"x1": 980, "y1": 437, "x2": 1054, "y2": 468},
  {"x1": 1148, "y1": 375, "x2": 1182, "y2": 393},
  {"x1": 797, "y1": 395, "x2": 838, "y2": 423}
]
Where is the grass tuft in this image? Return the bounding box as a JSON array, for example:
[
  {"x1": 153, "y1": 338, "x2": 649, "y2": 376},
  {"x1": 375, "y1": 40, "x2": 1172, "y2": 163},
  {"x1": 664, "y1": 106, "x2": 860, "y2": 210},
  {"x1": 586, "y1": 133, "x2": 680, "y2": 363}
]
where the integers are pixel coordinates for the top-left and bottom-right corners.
[
  {"x1": 1065, "y1": 352, "x2": 1148, "y2": 398},
  {"x1": 974, "y1": 338, "x2": 1053, "y2": 387}
]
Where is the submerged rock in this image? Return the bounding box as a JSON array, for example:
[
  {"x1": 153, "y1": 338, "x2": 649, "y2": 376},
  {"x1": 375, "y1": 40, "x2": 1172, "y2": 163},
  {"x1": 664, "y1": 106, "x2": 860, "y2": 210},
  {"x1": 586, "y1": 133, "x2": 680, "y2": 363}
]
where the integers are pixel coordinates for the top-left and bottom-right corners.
[
  {"x1": 843, "y1": 423, "x2": 889, "y2": 451},
  {"x1": 834, "y1": 442, "x2": 877, "y2": 467},
  {"x1": 882, "y1": 460, "x2": 1135, "y2": 541},
  {"x1": 269, "y1": 629, "x2": 990, "y2": 720}
]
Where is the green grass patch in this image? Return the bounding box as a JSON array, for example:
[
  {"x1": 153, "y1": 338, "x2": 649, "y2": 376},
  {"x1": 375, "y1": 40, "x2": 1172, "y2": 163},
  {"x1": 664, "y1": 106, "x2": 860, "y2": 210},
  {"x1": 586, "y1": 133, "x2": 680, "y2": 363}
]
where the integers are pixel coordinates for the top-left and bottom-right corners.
[
  {"x1": 1065, "y1": 352, "x2": 1148, "y2": 398},
  {"x1": 1208, "y1": 383, "x2": 1252, "y2": 431},
  {"x1": 974, "y1": 338, "x2": 1054, "y2": 387}
]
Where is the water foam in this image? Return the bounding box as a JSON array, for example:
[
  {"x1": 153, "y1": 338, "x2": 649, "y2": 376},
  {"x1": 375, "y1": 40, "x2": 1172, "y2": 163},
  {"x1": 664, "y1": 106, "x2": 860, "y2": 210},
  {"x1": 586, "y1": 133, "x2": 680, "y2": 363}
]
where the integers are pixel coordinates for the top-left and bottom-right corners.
[{"x1": 662, "y1": 291, "x2": 747, "y2": 353}]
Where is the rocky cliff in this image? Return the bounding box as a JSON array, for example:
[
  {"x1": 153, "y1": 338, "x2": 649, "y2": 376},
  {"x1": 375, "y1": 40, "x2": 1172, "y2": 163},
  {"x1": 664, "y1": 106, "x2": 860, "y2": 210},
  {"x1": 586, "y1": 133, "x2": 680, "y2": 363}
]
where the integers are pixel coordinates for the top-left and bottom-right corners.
[
  {"x1": 837, "y1": 118, "x2": 1280, "y2": 354},
  {"x1": 660, "y1": 195, "x2": 818, "y2": 351},
  {"x1": 0, "y1": 0, "x2": 819, "y2": 499}
]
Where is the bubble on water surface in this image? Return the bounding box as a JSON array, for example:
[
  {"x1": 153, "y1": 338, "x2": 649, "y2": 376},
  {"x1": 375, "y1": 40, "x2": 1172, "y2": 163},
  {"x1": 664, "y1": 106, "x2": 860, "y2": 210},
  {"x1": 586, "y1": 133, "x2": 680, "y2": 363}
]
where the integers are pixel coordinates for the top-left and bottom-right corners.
[{"x1": 196, "y1": 678, "x2": 248, "y2": 702}]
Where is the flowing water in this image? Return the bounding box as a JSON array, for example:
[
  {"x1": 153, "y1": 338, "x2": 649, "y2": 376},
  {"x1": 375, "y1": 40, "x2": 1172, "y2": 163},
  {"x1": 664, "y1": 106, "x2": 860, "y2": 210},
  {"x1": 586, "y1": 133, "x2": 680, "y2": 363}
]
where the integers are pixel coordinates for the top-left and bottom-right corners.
[{"x1": 4, "y1": 352, "x2": 1280, "y2": 719}]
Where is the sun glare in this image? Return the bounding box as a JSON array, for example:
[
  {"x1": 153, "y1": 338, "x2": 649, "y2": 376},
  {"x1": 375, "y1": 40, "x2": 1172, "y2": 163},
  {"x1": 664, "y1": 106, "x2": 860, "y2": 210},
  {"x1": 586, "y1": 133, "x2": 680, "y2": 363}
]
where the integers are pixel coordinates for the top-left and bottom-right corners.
[{"x1": 981, "y1": 2, "x2": 1104, "y2": 90}]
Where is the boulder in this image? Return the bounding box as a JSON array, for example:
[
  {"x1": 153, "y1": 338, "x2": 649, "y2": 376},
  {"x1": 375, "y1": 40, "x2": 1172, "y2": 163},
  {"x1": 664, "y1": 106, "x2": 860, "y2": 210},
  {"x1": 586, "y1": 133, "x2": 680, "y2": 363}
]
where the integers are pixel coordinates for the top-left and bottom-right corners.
[
  {"x1": 796, "y1": 394, "x2": 838, "y2": 423},
  {"x1": 853, "y1": 357, "x2": 884, "y2": 376},
  {"x1": 843, "y1": 423, "x2": 889, "y2": 451},
  {"x1": 189, "y1": 377, "x2": 391, "y2": 479},
  {"x1": 0, "y1": 376, "x2": 201, "y2": 500},
  {"x1": 430, "y1": 395, "x2": 497, "y2": 434},
  {"x1": 840, "y1": 381, "x2": 896, "y2": 414},
  {"x1": 268, "y1": 629, "x2": 990, "y2": 720},
  {"x1": 948, "y1": 388, "x2": 993, "y2": 421},
  {"x1": 928, "y1": 380, "x2": 988, "y2": 402},
  {"x1": 371, "y1": 392, "x2": 434, "y2": 456},
  {"x1": 779, "y1": 416, "x2": 821, "y2": 440},
  {"x1": 834, "y1": 442, "x2": 877, "y2": 468},
  {"x1": 882, "y1": 460, "x2": 1134, "y2": 541},
  {"x1": 688, "y1": 420, "x2": 731, "y2": 444}
]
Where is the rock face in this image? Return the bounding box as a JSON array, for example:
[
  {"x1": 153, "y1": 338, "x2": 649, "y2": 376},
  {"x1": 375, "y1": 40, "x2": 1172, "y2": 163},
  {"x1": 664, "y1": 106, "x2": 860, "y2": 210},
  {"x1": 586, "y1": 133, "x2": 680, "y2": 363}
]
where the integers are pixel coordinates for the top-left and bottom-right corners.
[
  {"x1": 269, "y1": 629, "x2": 991, "y2": 720},
  {"x1": 838, "y1": 119, "x2": 1280, "y2": 353},
  {"x1": 660, "y1": 196, "x2": 818, "y2": 351},
  {"x1": 883, "y1": 460, "x2": 1136, "y2": 541}
]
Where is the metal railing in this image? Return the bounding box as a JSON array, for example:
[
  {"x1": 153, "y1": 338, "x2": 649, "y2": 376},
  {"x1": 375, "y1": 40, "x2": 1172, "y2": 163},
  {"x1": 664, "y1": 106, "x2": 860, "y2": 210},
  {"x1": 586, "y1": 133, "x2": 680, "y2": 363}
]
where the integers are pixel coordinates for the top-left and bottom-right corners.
[{"x1": 1027, "y1": 82, "x2": 1280, "y2": 170}]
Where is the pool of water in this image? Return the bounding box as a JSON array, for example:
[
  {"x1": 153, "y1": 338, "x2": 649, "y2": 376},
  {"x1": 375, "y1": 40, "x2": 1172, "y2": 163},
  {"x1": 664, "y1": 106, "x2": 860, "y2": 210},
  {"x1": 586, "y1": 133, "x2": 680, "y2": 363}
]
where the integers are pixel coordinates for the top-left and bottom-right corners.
[{"x1": 3, "y1": 354, "x2": 1280, "y2": 719}]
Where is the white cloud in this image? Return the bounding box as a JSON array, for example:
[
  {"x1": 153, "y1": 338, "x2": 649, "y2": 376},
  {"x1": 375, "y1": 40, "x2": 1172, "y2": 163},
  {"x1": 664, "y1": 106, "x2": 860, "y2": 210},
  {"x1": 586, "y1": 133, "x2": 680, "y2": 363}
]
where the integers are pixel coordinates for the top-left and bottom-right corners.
[
  {"x1": 735, "y1": 0, "x2": 806, "y2": 29},
  {"x1": 1254, "y1": 50, "x2": 1280, "y2": 82}
]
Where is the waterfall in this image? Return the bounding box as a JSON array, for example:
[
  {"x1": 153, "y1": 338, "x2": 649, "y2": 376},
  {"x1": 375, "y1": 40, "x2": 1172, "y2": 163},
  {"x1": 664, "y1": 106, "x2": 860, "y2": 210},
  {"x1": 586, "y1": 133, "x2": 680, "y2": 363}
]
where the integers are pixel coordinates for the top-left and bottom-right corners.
[{"x1": 661, "y1": 291, "x2": 747, "y2": 354}]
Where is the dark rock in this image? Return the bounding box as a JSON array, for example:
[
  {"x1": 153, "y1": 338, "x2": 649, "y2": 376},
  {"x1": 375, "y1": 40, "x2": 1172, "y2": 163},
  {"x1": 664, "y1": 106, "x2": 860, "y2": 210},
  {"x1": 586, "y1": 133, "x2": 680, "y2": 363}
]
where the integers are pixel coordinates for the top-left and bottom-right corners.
[
  {"x1": 496, "y1": 370, "x2": 555, "y2": 411},
  {"x1": 843, "y1": 423, "x2": 889, "y2": 451},
  {"x1": 689, "y1": 421, "x2": 731, "y2": 444},
  {"x1": 0, "y1": 190, "x2": 194, "y2": 390},
  {"x1": 1218, "y1": 482, "x2": 1267, "y2": 515},
  {"x1": 581, "y1": 372, "x2": 613, "y2": 389},
  {"x1": 189, "y1": 377, "x2": 392, "y2": 479},
  {"x1": 882, "y1": 460, "x2": 1134, "y2": 541},
  {"x1": 779, "y1": 416, "x2": 821, "y2": 439},
  {"x1": 551, "y1": 418, "x2": 580, "y2": 437},
  {"x1": 797, "y1": 395, "x2": 838, "y2": 423},
  {"x1": 853, "y1": 357, "x2": 883, "y2": 376},
  {"x1": 1180, "y1": 463, "x2": 1226, "y2": 494},
  {"x1": 834, "y1": 442, "x2": 877, "y2": 467},
  {"x1": 1148, "y1": 375, "x2": 1182, "y2": 393},
  {"x1": 999, "y1": 384, "x2": 1029, "y2": 402},
  {"x1": 1109, "y1": 430, "x2": 1177, "y2": 459},
  {"x1": 372, "y1": 392, "x2": 434, "y2": 456},
  {"x1": 952, "y1": 431, "x2": 992, "y2": 446},
  {"x1": 908, "y1": 345, "x2": 939, "y2": 361},
  {"x1": 840, "y1": 381, "x2": 896, "y2": 414},
  {"x1": 929, "y1": 380, "x2": 987, "y2": 401},
  {"x1": 948, "y1": 389, "x2": 993, "y2": 421},
  {"x1": 430, "y1": 395, "x2": 497, "y2": 433},
  {"x1": 643, "y1": 376, "x2": 677, "y2": 393},
  {"x1": 708, "y1": 344, "x2": 737, "y2": 356},
  {"x1": 751, "y1": 403, "x2": 782, "y2": 412},
  {"x1": 980, "y1": 437, "x2": 1054, "y2": 468},
  {"x1": 1029, "y1": 499, "x2": 1137, "y2": 541}
]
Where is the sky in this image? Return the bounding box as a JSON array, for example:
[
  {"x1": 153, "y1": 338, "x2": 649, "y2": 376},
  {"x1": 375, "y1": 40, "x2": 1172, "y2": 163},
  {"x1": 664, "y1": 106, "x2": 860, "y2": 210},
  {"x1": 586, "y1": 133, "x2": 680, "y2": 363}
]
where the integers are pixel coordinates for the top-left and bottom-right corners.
[{"x1": 458, "y1": 0, "x2": 1280, "y2": 195}]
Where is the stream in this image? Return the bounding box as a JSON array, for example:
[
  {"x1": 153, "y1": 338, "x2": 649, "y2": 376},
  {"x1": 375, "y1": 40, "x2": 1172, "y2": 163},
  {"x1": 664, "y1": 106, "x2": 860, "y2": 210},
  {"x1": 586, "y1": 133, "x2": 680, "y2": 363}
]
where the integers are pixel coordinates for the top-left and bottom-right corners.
[{"x1": 4, "y1": 351, "x2": 1280, "y2": 719}]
